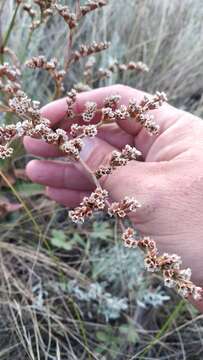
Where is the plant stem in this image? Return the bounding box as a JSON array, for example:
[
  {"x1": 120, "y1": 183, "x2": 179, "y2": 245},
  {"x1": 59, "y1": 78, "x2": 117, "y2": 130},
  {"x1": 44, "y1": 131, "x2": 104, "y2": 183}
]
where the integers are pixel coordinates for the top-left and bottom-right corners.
[
  {"x1": 79, "y1": 157, "x2": 111, "y2": 208},
  {"x1": 75, "y1": 0, "x2": 81, "y2": 15},
  {"x1": 64, "y1": 28, "x2": 73, "y2": 72},
  {"x1": 79, "y1": 157, "x2": 100, "y2": 188},
  {"x1": 0, "y1": 3, "x2": 20, "y2": 64},
  {"x1": 78, "y1": 157, "x2": 123, "y2": 230},
  {"x1": 0, "y1": 170, "x2": 41, "y2": 237}
]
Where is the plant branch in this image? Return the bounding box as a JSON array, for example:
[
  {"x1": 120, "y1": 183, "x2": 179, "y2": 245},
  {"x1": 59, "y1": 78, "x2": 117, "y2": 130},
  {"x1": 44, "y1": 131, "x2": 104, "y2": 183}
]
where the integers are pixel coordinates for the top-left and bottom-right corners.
[{"x1": 0, "y1": 3, "x2": 20, "y2": 64}]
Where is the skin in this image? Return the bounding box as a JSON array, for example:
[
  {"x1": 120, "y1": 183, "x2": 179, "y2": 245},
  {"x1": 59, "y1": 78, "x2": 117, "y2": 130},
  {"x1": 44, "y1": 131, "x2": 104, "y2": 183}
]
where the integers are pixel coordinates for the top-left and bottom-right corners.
[{"x1": 23, "y1": 85, "x2": 203, "y2": 311}]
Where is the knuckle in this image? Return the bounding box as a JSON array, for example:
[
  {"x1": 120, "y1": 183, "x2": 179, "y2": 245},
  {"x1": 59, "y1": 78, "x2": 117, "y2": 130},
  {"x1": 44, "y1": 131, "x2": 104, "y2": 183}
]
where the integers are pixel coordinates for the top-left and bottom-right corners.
[{"x1": 113, "y1": 84, "x2": 128, "y2": 94}]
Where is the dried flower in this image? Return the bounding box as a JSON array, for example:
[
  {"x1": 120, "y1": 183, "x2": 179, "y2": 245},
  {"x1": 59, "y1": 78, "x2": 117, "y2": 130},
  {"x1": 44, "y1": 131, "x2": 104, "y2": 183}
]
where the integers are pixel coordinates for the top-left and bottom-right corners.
[
  {"x1": 108, "y1": 197, "x2": 141, "y2": 218},
  {"x1": 72, "y1": 41, "x2": 110, "y2": 62},
  {"x1": 69, "y1": 188, "x2": 108, "y2": 223},
  {"x1": 60, "y1": 138, "x2": 83, "y2": 160},
  {"x1": 95, "y1": 165, "x2": 112, "y2": 179},
  {"x1": 127, "y1": 97, "x2": 161, "y2": 135},
  {"x1": 104, "y1": 94, "x2": 121, "y2": 109},
  {"x1": 144, "y1": 254, "x2": 158, "y2": 272},
  {"x1": 122, "y1": 228, "x2": 138, "y2": 248},
  {"x1": 9, "y1": 91, "x2": 41, "y2": 122},
  {"x1": 96, "y1": 60, "x2": 149, "y2": 83},
  {"x1": 110, "y1": 145, "x2": 141, "y2": 169},
  {"x1": 82, "y1": 101, "x2": 97, "y2": 122},
  {"x1": 66, "y1": 89, "x2": 78, "y2": 118},
  {"x1": 137, "y1": 236, "x2": 157, "y2": 255},
  {"x1": 23, "y1": 4, "x2": 37, "y2": 19},
  {"x1": 0, "y1": 63, "x2": 21, "y2": 81},
  {"x1": 55, "y1": 4, "x2": 77, "y2": 29},
  {"x1": 70, "y1": 124, "x2": 97, "y2": 138},
  {"x1": 80, "y1": 1, "x2": 107, "y2": 16},
  {"x1": 1, "y1": 0, "x2": 201, "y2": 304},
  {"x1": 0, "y1": 144, "x2": 13, "y2": 159},
  {"x1": 0, "y1": 124, "x2": 17, "y2": 142},
  {"x1": 26, "y1": 56, "x2": 65, "y2": 97}
]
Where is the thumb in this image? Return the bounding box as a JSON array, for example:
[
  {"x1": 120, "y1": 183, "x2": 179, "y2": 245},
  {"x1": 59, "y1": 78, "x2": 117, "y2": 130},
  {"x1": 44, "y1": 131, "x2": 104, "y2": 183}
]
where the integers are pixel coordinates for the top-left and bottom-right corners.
[{"x1": 80, "y1": 136, "x2": 165, "y2": 227}]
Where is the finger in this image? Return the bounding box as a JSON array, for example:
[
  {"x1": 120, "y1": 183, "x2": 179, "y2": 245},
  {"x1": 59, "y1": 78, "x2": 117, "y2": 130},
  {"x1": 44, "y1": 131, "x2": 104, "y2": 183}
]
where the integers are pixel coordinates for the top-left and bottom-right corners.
[
  {"x1": 26, "y1": 136, "x2": 116, "y2": 190},
  {"x1": 97, "y1": 123, "x2": 134, "y2": 149},
  {"x1": 46, "y1": 187, "x2": 91, "y2": 207},
  {"x1": 26, "y1": 159, "x2": 93, "y2": 190},
  {"x1": 23, "y1": 136, "x2": 63, "y2": 157}
]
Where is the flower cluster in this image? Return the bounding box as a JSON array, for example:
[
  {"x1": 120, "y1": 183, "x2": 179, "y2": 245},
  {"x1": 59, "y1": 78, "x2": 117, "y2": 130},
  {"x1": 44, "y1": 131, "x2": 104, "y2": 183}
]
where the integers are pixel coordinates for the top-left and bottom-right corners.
[
  {"x1": 83, "y1": 59, "x2": 149, "y2": 86},
  {"x1": 122, "y1": 228, "x2": 203, "y2": 301},
  {"x1": 97, "y1": 61, "x2": 149, "y2": 81},
  {"x1": 0, "y1": 144, "x2": 13, "y2": 159},
  {"x1": 108, "y1": 197, "x2": 141, "y2": 218},
  {"x1": 104, "y1": 94, "x2": 121, "y2": 109},
  {"x1": 0, "y1": 97, "x2": 85, "y2": 160},
  {"x1": 22, "y1": 1, "x2": 54, "y2": 30},
  {"x1": 95, "y1": 144, "x2": 141, "y2": 179},
  {"x1": 72, "y1": 41, "x2": 111, "y2": 62},
  {"x1": 110, "y1": 145, "x2": 141, "y2": 168},
  {"x1": 60, "y1": 138, "x2": 83, "y2": 160},
  {"x1": 55, "y1": 1, "x2": 107, "y2": 29},
  {"x1": 127, "y1": 91, "x2": 167, "y2": 134},
  {"x1": 9, "y1": 90, "x2": 41, "y2": 121},
  {"x1": 26, "y1": 56, "x2": 66, "y2": 95},
  {"x1": 66, "y1": 89, "x2": 77, "y2": 118},
  {"x1": 0, "y1": 62, "x2": 21, "y2": 95},
  {"x1": 100, "y1": 92, "x2": 167, "y2": 135},
  {"x1": 69, "y1": 188, "x2": 108, "y2": 223},
  {"x1": 122, "y1": 228, "x2": 138, "y2": 248},
  {"x1": 82, "y1": 101, "x2": 97, "y2": 122},
  {"x1": 0, "y1": 63, "x2": 21, "y2": 81},
  {"x1": 55, "y1": 4, "x2": 77, "y2": 29},
  {"x1": 1, "y1": 0, "x2": 202, "y2": 303},
  {"x1": 70, "y1": 124, "x2": 98, "y2": 138},
  {"x1": 80, "y1": 1, "x2": 107, "y2": 16},
  {"x1": 23, "y1": 4, "x2": 37, "y2": 20},
  {"x1": 34, "y1": 0, "x2": 54, "y2": 11},
  {"x1": 95, "y1": 165, "x2": 112, "y2": 179}
]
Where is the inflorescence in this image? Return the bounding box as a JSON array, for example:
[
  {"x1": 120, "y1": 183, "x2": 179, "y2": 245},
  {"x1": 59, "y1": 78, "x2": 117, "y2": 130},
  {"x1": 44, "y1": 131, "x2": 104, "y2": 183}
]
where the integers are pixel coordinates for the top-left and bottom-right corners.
[{"x1": 0, "y1": 0, "x2": 202, "y2": 302}]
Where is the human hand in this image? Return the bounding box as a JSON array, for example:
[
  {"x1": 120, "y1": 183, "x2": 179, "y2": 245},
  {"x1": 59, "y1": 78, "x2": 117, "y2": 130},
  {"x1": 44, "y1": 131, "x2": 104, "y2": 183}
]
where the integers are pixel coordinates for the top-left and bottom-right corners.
[{"x1": 24, "y1": 85, "x2": 203, "y2": 306}]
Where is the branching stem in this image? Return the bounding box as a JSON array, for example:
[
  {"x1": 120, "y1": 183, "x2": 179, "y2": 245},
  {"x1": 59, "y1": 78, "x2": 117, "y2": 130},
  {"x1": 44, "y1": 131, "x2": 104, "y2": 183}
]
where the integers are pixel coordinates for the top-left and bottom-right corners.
[{"x1": 0, "y1": 3, "x2": 20, "y2": 64}]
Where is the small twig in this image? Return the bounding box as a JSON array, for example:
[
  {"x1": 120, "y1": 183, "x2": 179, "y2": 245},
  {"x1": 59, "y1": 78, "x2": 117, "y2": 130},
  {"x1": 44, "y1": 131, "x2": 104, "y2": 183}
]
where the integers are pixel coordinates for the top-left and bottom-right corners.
[{"x1": 75, "y1": 0, "x2": 81, "y2": 17}]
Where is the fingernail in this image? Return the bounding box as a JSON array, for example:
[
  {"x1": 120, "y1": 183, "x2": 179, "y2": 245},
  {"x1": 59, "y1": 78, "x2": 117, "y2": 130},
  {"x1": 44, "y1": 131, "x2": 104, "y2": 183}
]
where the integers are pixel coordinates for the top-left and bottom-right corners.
[
  {"x1": 26, "y1": 159, "x2": 40, "y2": 181},
  {"x1": 80, "y1": 138, "x2": 96, "y2": 161}
]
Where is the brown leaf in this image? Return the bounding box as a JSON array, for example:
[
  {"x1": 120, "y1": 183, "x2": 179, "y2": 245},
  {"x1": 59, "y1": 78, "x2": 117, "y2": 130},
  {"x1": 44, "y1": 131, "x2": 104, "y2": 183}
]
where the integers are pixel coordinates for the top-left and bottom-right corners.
[
  {"x1": 0, "y1": 197, "x2": 22, "y2": 218},
  {"x1": 14, "y1": 168, "x2": 28, "y2": 181}
]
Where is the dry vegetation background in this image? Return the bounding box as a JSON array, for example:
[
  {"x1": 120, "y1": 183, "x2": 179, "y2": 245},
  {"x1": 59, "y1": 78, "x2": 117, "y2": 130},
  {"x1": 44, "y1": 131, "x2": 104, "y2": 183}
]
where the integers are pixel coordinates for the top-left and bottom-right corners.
[{"x1": 1, "y1": 0, "x2": 203, "y2": 359}]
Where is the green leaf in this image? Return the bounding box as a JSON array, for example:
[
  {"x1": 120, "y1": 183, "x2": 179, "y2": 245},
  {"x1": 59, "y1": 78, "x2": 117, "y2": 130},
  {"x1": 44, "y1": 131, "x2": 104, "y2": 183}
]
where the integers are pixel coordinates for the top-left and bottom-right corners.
[
  {"x1": 127, "y1": 328, "x2": 139, "y2": 344},
  {"x1": 95, "y1": 346, "x2": 104, "y2": 354},
  {"x1": 91, "y1": 221, "x2": 113, "y2": 241},
  {"x1": 119, "y1": 324, "x2": 139, "y2": 344},
  {"x1": 119, "y1": 324, "x2": 129, "y2": 334},
  {"x1": 15, "y1": 182, "x2": 44, "y2": 197},
  {"x1": 96, "y1": 331, "x2": 108, "y2": 343},
  {"x1": 72, "y1": 232, "x2": 85, "y2": 246},
  {"x1": 50, "y1": 229, "x2": 73, "y2": 251}
]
